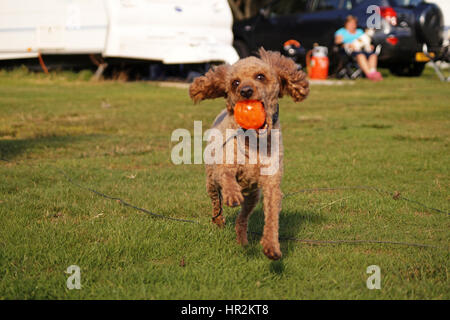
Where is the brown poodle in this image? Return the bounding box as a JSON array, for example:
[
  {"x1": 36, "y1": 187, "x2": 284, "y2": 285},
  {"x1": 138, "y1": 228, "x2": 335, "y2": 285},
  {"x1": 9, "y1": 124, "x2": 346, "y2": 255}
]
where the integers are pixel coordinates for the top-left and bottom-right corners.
[{"x1": 189, "y1": 48, "x2": 309, "y2": 260}]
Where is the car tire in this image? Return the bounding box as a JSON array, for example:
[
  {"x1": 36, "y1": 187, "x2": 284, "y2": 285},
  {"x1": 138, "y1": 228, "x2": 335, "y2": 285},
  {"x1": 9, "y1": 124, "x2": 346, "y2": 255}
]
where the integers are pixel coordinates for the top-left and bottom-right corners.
[
  {"x1": 389, "y1": 62, "x2": 426, "y2": 77},
  {"x1": 233, "y1": 39, "x2": 250, "y2": 58},
  {"x1": 414, "y1": 3, "x2": 444, "y2": 48}
]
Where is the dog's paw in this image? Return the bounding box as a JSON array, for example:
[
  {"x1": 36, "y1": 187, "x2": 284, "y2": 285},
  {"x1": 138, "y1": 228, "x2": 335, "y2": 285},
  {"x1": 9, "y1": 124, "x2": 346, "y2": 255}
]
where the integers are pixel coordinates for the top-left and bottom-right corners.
[
  {"x1": 235, "y1": 230, "x2": 249, "y2": 246},
  {"x1": 222, "y1": 187, "x2": 244, "y2": 207},
  {"x1": 261, "y1": 239, "x2": 282, "y2": 260},
  {"x1": 235, "y1": 220, "x2": 249, "y2": 246},
  {"x1": 212, "y1": 214, "x2": 226, "y2": 228},
  {"x1": 236, "y1": 236, "x2": 249, "y2": 246}
]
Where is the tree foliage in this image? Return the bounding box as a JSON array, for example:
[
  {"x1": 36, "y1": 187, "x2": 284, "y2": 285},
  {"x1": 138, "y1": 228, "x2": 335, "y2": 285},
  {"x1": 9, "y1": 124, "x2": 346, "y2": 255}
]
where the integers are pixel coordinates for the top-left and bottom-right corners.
[{"x1": 228, "y1": 0, "x2": 268, "y2": 20}]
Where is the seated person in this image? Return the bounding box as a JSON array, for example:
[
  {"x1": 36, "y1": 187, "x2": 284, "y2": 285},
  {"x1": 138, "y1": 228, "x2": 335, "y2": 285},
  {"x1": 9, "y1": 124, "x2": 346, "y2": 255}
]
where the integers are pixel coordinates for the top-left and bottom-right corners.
[{"x1": 335, "y1": 15, "x2": 382, "y2": 81}]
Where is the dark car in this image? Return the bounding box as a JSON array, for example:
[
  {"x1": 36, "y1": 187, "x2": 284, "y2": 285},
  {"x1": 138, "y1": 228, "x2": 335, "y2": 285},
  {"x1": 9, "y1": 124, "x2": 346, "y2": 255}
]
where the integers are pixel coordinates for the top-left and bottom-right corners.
[{"x1": 233, "y1": 0, "x2": 444, "y2": 76}]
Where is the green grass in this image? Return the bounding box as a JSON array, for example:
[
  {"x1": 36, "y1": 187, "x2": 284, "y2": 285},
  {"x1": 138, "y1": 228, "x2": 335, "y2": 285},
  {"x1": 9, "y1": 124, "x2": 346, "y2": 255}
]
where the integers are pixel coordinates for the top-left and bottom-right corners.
[{"x1": 0, "y1": 67, "x2": 448, "y2": 299}]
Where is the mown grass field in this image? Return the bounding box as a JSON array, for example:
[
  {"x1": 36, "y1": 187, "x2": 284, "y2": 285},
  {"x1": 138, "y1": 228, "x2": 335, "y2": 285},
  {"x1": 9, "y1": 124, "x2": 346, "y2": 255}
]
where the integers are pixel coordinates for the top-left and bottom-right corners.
[{"x1": 0, "y1": 67, "x2": 448, "y2": 299}]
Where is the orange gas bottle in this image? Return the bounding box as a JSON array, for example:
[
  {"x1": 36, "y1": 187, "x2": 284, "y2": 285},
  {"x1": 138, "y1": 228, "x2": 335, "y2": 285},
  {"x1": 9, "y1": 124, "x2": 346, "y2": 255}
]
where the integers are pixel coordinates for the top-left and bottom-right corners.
[{"x1": 306, "y1": 45, "x2": 329, "y2": 80}]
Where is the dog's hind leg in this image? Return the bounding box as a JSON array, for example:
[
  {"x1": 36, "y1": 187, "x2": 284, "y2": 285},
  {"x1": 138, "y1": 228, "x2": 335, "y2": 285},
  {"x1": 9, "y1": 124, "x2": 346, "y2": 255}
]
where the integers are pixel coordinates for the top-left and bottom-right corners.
[
  {"x1": 235, "y1": 189, "x2": 260, "y2": 246},
  {"x1": 207, "y1": 183, "x2": 225, "y2": 227}
]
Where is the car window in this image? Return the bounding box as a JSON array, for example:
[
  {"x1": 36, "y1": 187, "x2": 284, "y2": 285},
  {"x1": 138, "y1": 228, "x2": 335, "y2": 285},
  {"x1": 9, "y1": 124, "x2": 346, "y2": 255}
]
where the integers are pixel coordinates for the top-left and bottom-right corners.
[
  {"x1": 311, "y1": 0, "x2": 342, "y2": 11},
  {"x1": 342, "y1": 0, "x2": 352, "y2": 10},
  {"x1": 389, "y1": 0, "x2": 423, "y2": 7},
  {"x1": 270, "y1": 0, "x2": 309, "y2": 15},
  {"x1": 353, "y1": 0, "x2": 422, "y2": 6}
]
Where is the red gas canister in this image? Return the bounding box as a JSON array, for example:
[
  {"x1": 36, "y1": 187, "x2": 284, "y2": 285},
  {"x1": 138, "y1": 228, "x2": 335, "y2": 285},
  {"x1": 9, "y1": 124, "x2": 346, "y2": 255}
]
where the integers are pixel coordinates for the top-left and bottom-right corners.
[{"x1": 306, "y1": 46, "x2": 329, "y2": 79}]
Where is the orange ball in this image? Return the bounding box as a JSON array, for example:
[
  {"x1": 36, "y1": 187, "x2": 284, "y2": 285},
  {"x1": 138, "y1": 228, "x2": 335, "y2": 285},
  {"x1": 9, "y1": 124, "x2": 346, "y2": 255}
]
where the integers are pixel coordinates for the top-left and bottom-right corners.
[{"x1": 234, "y1": 100, "x2": 266, "y2": 130}]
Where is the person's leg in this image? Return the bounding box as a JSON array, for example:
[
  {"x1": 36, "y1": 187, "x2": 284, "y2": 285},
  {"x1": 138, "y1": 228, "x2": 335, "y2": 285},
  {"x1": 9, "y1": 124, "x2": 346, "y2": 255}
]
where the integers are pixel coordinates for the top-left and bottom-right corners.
[
  {"x1": 368, "y1": 54, "x2": 378, "y2": 72},
  {"x1": 355, "y1": 53, "x2": 381, "y2": 80},
  {"x1": 355, "y1": 53, "x2": 371, "y2": 76},
  {"x1": 368, "y1": 53, "x2": 383, "y2": 80}
]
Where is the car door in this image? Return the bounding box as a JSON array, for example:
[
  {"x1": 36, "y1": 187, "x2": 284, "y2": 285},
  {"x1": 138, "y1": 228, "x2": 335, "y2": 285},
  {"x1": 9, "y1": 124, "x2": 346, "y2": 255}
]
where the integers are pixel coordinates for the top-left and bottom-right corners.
[
  {"x1": 249, "y1": 0, "x2": 349, "y2": 53},
  {"x1": 298, "y1": 0, "x2": 349, "y2": 49},
  {"x1": 251, "y1": 0, "x2": 311, "y2": 52}
]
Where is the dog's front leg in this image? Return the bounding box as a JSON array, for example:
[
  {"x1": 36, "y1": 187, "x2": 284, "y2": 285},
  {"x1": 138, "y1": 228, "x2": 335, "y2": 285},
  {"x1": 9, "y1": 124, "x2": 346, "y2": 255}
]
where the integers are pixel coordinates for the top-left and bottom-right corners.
[
  {"x1": 260, "y1": 180, "x2": 282, "y2": 260},
  {"x1": 221, "y1": 166, "x2": 244, "y2": 207}
]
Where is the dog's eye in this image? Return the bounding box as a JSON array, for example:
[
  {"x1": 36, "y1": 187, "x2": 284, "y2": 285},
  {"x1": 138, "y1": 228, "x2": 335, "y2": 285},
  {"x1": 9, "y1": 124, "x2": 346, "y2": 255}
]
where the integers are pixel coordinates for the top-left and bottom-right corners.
[
  {"x1": 232, "y1": 80, "x2": 240, "y2": 88},
  {"x1": 256, "y1": 74, "x2": 265, "y2": 81}
]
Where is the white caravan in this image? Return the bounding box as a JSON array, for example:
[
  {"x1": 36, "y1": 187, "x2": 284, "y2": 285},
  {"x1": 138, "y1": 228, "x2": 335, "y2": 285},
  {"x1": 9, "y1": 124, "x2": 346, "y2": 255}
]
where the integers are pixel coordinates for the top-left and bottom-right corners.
[{"x1": 0, "y1": 0, "x2": 239, "y2": 64}]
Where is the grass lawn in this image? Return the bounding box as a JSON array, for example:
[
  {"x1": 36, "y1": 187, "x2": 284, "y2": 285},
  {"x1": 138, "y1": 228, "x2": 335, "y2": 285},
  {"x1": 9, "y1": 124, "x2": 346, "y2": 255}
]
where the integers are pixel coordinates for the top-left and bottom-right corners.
[{"x1": 0, "y1": 67, "x2": 448, "y2": 299}]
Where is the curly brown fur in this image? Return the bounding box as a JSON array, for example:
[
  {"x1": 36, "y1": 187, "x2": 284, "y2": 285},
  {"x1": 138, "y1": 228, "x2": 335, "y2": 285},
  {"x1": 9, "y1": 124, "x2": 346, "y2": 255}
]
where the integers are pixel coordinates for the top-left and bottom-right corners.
[
  {"x1": 189, "y1": 48, "x2": 309, "y2": 260},
  {"x1": 189, "y1": 64, "x2": 230, "y2": 103},
  {"x1": 259, "y1": 48, "x2": 309, "y2": 101}
]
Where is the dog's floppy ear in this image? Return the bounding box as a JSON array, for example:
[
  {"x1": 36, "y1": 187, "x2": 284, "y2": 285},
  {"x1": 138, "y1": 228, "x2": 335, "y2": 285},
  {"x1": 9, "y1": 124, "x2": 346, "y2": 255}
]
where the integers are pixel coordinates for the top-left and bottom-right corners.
[
  {"x1": 189, "y1": 64, "x2": 230, "y2": 103},
  {"x1": 259, "y1": 48, "x2": 309, "y2": 102}
]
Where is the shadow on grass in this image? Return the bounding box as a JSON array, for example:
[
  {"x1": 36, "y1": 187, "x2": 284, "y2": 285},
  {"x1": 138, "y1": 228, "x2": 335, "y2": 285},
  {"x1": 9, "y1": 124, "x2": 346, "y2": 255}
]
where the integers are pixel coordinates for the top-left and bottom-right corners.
[
  {"x1": 226, "y1": 206, "x2": 326, "y2": 270},
  {"x1": 0, "y1": 134, "x2": 103, "y2": 160}
]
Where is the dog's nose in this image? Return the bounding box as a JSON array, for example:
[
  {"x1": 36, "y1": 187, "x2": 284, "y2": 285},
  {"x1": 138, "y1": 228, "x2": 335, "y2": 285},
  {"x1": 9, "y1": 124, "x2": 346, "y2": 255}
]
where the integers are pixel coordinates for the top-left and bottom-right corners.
[{"x1": 240, "y1": 86, "x2": 254, "y2": 99}]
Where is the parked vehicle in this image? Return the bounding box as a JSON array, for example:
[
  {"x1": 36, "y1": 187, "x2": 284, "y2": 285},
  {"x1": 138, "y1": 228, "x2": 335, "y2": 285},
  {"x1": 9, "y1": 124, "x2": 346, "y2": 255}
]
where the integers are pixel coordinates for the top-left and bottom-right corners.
[
  {"x1": 427, "y1": 0, "x2": 450, "y2": 46},
  {"x1": 0, "y1": 0, "x2": 239, "y2": 65},
  {"x1": 233, "y1": 0, "x2": 445, "y2": 76}
]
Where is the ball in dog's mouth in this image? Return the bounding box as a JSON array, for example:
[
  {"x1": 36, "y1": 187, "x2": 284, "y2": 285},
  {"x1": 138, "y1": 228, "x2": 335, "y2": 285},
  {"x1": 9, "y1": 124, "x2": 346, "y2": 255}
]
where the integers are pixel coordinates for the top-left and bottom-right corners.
[{"x1": 234, "y1": 100, "x2": 267, "y2": 130}]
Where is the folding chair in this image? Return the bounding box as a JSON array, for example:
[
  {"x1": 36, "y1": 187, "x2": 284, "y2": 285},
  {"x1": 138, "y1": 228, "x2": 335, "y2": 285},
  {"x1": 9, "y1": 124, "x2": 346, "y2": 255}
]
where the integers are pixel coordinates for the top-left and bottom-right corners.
[
  {"x1": 332, "y1": 44, "x2": 381, "y2": 80},
  {"x1": 423, "y1": 43, "x2": 450, "y2": 82}
]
